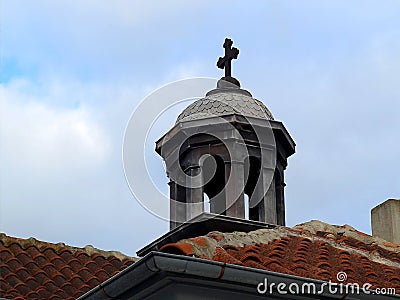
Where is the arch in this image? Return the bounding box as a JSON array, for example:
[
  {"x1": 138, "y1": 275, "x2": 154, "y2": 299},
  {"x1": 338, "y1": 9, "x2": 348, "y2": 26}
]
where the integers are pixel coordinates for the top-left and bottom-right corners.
[
  {"x1": 202, "y1": 154, "x2": 225, "y2": 200},
  {"x1": 244, "y1": 156, "x2": 262, "y2": 221},
  {"x1": 201, "y1": 154, "x2": 226, "y2": 215}
]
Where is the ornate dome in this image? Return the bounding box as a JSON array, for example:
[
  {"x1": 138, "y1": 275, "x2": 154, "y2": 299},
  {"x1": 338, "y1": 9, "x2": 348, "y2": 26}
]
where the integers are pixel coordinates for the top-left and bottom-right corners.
[{"x1": 176, "y1": 85, "x2": 274, "y2": 123}]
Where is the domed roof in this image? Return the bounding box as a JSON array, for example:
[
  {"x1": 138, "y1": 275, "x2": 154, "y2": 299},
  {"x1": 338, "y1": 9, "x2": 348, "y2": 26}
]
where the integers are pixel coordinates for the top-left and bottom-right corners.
[{"x1": 176, "y1": 86, "x2": 274, "y2": 123}]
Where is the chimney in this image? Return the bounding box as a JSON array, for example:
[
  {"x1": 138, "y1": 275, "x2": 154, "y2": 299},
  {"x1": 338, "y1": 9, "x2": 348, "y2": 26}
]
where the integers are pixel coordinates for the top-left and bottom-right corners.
[{"x1": 371, "y1": 199, "x2": 400, "y2": 244}]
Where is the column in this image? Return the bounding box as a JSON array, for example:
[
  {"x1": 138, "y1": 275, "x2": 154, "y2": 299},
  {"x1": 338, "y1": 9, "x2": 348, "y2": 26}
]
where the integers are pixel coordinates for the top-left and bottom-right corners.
[
  {"x1": 224, "y1": 161, "x2": 245, "y2": 218},
  {"x1": 169, "y1": 181, "x2": 186, "y2": 230},
  {"x1": 263, "y1": 173, "x2": 277, "y2": 224},
  {"x1": 185, "y1": 166, "x2": 204, "y2": 220},
  {"x1": 252, "y1": 167, "x2": 276, "y2": 224}
]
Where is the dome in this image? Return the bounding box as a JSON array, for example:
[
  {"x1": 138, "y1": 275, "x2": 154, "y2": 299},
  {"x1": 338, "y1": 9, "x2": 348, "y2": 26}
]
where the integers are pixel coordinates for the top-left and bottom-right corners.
[{"x1": 176, "y1": 87, "x2": 274, "y2": 123}]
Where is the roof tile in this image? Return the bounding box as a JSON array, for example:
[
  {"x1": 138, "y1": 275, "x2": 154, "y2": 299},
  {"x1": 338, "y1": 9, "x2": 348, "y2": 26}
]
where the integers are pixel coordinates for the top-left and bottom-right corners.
[
  {"x1": 0, "y1": 233, "x2": 136, "y2": 299},
  {"x1": 160, "y1": 220, "x2": 400, "y2": 294}
]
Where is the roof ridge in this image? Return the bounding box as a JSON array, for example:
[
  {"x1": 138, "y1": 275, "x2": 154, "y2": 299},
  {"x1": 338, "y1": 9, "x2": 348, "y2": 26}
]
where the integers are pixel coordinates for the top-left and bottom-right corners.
[
  {"x1": 0, "y1": 232, "x2": 135, "y2": 261},
  {"x1": 162, "y1": 220, "x2": 400, "y2": 269},
  {"x1": 293, "y1": 220, "x2": 400, "y2": 252}
]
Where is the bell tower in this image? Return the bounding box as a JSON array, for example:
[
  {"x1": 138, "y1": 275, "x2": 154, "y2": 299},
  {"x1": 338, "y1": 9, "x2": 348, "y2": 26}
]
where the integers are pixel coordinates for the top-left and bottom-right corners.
[{"x1": 156, "y1": 38, "x2": 295, "y2": 230}]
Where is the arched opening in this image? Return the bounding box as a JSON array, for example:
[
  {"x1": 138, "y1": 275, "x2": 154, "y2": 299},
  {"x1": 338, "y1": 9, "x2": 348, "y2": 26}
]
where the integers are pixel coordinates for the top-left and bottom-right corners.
[
  {"x1": 244, "y1": 194, "x2": 249, "y2": 220},
  {"x1": 202, "y1": 154, "x2": 226, "y2": 215},
  {"x1": 244, "y1": 156, "x2": 261, "y2": 221},
  {"x1": 203, "y1": 193, "x2": 210, "y2": 213}
]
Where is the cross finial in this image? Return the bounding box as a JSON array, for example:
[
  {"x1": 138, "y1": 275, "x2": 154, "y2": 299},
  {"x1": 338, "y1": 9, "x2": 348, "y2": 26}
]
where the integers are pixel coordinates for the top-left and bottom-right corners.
[{"x1": 217, "y1": 38, "x2": 239, "y2": 77}]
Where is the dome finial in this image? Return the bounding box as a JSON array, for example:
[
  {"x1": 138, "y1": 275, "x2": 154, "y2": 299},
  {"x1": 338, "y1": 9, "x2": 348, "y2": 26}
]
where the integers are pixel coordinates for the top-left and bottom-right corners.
[{"x1": 217, "y1": 38, "x2": 239, "y2": 78}]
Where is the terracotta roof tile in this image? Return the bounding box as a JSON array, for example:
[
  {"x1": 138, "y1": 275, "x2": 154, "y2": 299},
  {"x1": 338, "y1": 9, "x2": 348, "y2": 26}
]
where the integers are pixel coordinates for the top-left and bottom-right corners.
[
  {"x1": 160, "y1": 220, "x2": 400, "y2": 295},
  {"x1": 0, "y1": 233, "x2": 137, "y2": 299}
]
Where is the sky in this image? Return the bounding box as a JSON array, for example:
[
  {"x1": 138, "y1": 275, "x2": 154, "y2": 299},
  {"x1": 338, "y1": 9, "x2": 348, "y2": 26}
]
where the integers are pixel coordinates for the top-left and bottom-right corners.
[{"x1": 1, "y1": 1, "x2": 399, "y2": 257}]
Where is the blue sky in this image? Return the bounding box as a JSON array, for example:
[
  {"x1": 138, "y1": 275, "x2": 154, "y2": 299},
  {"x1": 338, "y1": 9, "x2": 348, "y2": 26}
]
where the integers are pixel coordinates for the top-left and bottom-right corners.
[{"x1": 1, "y1": 1, "x2": 399, "y2": 256}]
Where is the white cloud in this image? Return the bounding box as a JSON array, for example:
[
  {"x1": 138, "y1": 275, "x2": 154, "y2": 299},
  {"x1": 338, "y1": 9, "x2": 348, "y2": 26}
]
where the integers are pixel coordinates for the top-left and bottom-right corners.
[
  {"x1": 0, "y1": 80, "x2": 111, "y2": 176},
  {"x1": 0, "y1": 76, "x2": 169, "y2": 254}
]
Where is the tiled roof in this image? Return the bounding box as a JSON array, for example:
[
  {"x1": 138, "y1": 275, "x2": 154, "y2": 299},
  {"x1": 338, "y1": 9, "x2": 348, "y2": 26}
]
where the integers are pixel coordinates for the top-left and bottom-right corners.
[
  {"x1": 160, "y1": 220, "x2": 400, "y2": 294},
  {"x1": 0, "y1": 233, "x2": 136, "y2": 300},
  {"x1": 176, "y1": 91, "x2": 274, "y2": 123}
]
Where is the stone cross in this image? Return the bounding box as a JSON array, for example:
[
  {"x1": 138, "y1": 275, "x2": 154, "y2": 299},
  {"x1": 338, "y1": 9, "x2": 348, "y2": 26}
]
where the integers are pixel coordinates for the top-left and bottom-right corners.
[{"x1": 217, "y1": 38, "x2": 239, "y2": 77}]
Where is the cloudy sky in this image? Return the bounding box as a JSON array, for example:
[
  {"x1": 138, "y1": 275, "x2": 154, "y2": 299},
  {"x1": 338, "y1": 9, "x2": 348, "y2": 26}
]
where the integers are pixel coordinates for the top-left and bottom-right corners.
[{"x1": 1, "y1": 1, "x2": 399, "y2": 257}]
